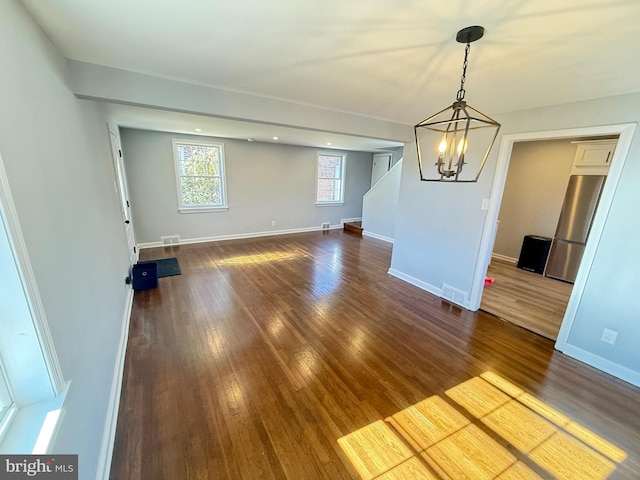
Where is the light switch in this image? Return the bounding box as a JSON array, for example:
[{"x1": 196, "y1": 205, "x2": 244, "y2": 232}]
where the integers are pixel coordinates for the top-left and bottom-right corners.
[{"x1": 481, "y1": 198, "x2": 490, "y2": 211}]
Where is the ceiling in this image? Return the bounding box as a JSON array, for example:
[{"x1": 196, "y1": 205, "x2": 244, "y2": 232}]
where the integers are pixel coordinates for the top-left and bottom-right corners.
[
  {"x1": 105, "y1": 104, "x2": 403, "y2": 152},
  {"x1": 21, "y1": 0, "x2": 640, "y2": 145}
]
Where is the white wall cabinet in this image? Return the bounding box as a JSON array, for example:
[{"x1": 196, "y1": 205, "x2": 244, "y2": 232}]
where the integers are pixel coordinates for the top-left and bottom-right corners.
[{"x1": 571, "y1": 139, "x2": 616, "y2": 174}]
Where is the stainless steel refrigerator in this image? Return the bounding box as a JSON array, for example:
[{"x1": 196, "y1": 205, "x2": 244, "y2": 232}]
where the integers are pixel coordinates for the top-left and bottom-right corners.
[{"x1": 545, "y1": 175, "x2": 605, "y2": 283}]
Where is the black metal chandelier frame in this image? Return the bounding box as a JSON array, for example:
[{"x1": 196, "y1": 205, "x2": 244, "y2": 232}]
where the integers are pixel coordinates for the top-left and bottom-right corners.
[{"x1": 415, "y1": 25, "x2": 501, "y2": 183}]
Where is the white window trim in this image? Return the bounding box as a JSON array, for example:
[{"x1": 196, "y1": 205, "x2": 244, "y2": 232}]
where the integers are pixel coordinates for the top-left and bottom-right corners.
[
  {"x1": 178, "y1": 206, "x2": 229, "y2": 213},
  {"x1": 0, "y1": 360, "x2": 16, "y2": 437},
  {"x1": 0, "y1": 157, "x2": 65, "y2": 394},
  {"x1": 0, "y1": 152, "x2": 67, "y2": 452},
  {"x1": 172, "y1": 139, "x2": 228, "y2": 212},
  {"x1": 315, "y1": 152, "x2": 346, "y2": 206}
]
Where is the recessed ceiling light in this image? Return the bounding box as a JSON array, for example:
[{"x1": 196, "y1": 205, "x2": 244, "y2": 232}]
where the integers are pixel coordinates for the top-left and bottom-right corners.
[
  {"x1": 247, "y1": 138, "x2": 254, "y2": 142},
  {"x1": 272, "y1": 136, "x2": 279, "y2": 141},
  {"x1": 326, "y1": 142, "x2": 332, "y2": 146},
  {"x1": 195, "y1": 128, "x2": 202, "y2": 132}
]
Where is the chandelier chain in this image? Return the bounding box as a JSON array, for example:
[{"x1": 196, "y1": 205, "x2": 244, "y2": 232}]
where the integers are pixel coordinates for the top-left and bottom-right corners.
[{"x1": 456, "y1": 42, "x2": 471, "y2": 101}]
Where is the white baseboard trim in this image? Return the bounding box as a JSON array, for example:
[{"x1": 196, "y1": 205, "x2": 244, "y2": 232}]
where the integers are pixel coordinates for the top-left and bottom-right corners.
[
  {"x1": 388, "y1": 268, "x2": 442, "y2": 298},
  {"x1": 557, "y1": 343, "x2": 640, "y2": 388},
  {"x1": 491, "y1": 253, "x2": 518, "y2": 264},
  {"x1": 138, "y1": 241, "x2": 160, "y2": 249},
  {"x1": 363, "y1": 231, "x2": 394, "y2": 244},
  {"x1": 341, "y1": 217, "x2": 362, "y2": 225},
  {"x1": 95, "y1": 286, "x2": 134, "y2": 480},
  {"x1": 138, "y1": 224, "x2": 343, "y2": 250}
]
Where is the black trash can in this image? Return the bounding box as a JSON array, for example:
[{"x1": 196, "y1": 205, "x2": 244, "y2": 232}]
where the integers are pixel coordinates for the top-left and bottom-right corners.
[
  {"x1": 132, "y1": 262, "x2": 158, "y2": 291},
  {"x1": 517, "y1": 235, "x2": 552, "y2": 274}
]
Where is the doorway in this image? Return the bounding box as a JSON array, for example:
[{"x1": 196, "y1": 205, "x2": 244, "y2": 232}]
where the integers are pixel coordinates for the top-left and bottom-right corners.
[
  {"x1": 468, "y1": 123, "x2": 636, "y2": 350},
  {"x1": 108, "y1": 128, "x2": 137, "y2": 266},
  {"x1": 370, "y1": 153, "x2": 392, "y2": 187},
  {"x1": 480, "y1": 136, "x2": 617, "y2": 340}
]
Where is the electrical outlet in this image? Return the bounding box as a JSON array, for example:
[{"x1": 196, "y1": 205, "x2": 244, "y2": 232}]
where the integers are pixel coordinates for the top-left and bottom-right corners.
[
  {"x1": 321, "y1": 222, "x2": 330, "y2": 230},
  {"x1": 271, "y1": 220, "x2": 276, "y2": 226},
  {"x1": 600, "y1": 328, "x2": 618, "y2": 345}
]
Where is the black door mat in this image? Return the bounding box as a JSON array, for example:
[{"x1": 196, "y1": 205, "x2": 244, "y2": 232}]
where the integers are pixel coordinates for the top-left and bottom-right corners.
[{"x1": 138, "y1": 257, "x2": 181, "y2": 278}]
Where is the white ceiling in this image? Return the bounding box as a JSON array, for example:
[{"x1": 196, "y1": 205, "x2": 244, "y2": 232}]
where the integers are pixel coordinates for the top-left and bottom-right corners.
[{"x1": 21, "y1": 0, "x2": 640, "y2": 145}]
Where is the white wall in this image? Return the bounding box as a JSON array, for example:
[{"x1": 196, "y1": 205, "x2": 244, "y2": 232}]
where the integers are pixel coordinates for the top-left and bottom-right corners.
[
  {"x1": 362, "y1": 160, "x2": 402, "y2": 242},
  {"x1": 391, "y1": 92, "x2": 640, "y2": 383},
  {"x1": 391, "y1": 145, "x2": 489, "y2": 300},
  {"x1": 493, "y1": 139, "x2": 575, "y2": 259},
  {"x1": 121, "y1": 128, "x2": 373, "y2": 244},
  {"x1": 0, "y1": 0, "x2": 131, "y2": 476}
]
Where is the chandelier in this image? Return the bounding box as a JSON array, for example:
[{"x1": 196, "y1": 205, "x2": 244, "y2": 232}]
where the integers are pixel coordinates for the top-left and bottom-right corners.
[{"x1": 415, "y1": 26, "x2": 501, "y2": 182}]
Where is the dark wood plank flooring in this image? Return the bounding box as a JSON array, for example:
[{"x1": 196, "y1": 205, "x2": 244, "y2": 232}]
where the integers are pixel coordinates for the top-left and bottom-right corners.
[{"x1": 110, "y1": 231, "x2": 640, "y2": 479}]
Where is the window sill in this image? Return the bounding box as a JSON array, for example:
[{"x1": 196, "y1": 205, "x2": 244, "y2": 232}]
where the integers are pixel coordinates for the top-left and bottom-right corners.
[
  {"x1": 315, "y1": 202, "x2": 344, "y2": 207},
  {"x1": 0, "y1": 382, "x2": 69, "y2": 454},
  {"x1": 179, "y1": 207, "x2": 228, "y2": 214}
]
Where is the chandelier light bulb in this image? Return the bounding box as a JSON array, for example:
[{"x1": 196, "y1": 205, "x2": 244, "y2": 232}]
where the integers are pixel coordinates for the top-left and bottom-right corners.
[
  {"x1": 457, "y1": 138, "x2": 468, "y2": 155},
  {"x1": 438, "y1": 137, "x2": 448, "y2": 154}
]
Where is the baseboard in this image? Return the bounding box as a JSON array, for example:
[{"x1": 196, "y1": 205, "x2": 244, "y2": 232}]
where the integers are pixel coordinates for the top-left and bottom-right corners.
[
  {"x1": 95, "y1": 286, "x2": 134, "y2": 480},
  {"x1": 557, "y1": 343, "x2": 640, "y2": 388},
  {"x1": 387, "y1": 268, "x2": 442, "y2": 298},
  {"x1": 491, "y1": 253, "x2": 518, "y2": 264},
  {"x1": 138, "y1": 224, "x2": 343, "y2": 250},
  {"x1": 363, "y1": 231, "x2": 394, "y2": 244}
]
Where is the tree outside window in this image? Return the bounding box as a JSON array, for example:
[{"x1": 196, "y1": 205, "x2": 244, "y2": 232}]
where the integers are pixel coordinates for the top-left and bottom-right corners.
[
  {"x1": 316, "y1": 153, "x2": 346, "y2": 204},
  {"x1": 173, "y1": 140, "x2": 227, "y2": 211}
]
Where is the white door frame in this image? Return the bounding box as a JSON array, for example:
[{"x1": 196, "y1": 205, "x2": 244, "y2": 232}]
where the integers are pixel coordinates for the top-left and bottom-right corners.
[
  {"x1": 468, "y1": 123, "x2": 636, "y2": 351},
  {"x1": 371, "y1": 152, "x2": 393, "y2": 187}
]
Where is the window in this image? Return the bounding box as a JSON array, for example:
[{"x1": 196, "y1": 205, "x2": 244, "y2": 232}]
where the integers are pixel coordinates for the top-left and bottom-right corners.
[
  {"x1": 172, "y1": 140, "x2": 227, "y2": 212},
  {"x1": 0, "y1": 154, "x2": 66, "y2": 452},
  {"x1": 316, "y1": 153, "x2": 346, "y2": 204}
]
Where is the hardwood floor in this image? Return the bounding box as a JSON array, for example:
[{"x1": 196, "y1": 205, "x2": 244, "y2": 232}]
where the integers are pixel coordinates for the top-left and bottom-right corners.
[
  {"x1": 481, "y1": 259, "x2": 573, "y2": 340},
  {"x1": 110, "y1": 231, "x2": 640, "y2": 479}
]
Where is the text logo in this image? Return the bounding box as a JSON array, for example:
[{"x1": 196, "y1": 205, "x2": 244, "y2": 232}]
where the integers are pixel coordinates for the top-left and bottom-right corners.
[{"x1": 0, "y1": 455, "x2": 77, "y2": 479}]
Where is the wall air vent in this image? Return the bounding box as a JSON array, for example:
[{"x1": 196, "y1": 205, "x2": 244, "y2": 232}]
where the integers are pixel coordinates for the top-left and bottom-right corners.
[
  {"x1": 442, "y1": 284, "x2": 467, "y2": 307},
  {"x1": 161, "y1": 235, "x2": 180, "y2": 245}
]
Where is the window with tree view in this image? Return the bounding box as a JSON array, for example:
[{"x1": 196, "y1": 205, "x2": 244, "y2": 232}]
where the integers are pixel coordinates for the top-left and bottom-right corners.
[
  {"x1": 316, "y1": 153, "x2": 346, "y2": 204},
  {"x1": 173, "y1": 140, "x2": 227, "y2": 211}
]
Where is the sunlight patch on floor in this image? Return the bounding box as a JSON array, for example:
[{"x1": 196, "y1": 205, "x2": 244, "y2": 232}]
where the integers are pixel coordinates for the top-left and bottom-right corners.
[
  {"x1": 338, "y1": 371, "x2": 626, "y2": 479},
  {"x1": 218, "y1": 250, "x2": 303, "y2": 265}
]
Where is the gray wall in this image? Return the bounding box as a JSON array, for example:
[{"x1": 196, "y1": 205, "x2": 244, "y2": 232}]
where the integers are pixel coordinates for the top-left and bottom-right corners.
[
  {"x1": 391, "y1": 92, "x2": 640, "y2": 382},
  {"x1": 0, "y1": 0, "x2": 130, "y2": 475},
  {"x1": 494, "y1": 139, "x2": 576, "y2": 259},
  {"x1": 68, "y1": 60, "x2": 412, "y2": 143},
  {"x1": 362, "y1": 160, "x2": 402, "y2": 241},
  {"x1": 121, "y1": 129, "x2": 373, "y2": 244}
]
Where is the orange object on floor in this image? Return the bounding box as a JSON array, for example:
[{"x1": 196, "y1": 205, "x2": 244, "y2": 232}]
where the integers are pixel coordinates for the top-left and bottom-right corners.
[{"x1": 484, "y1": 277, "x2": 495, "y2": 286}]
